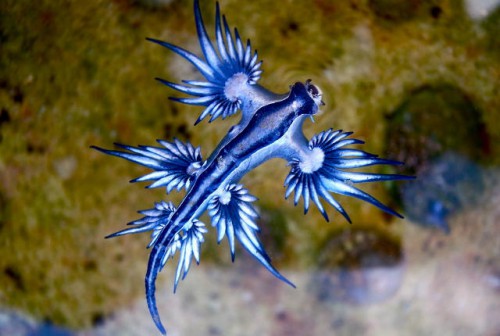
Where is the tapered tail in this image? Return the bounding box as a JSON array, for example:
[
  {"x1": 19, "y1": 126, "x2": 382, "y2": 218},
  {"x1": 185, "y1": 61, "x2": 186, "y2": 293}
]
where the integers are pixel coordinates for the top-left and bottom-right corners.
[
  {"x1": 146, "y1": 242, "x2": 169, "y2": 335},
  {"x1": 145, "y1": 222, "x2": 183, "y2": 335},
  {"x1": 145, "y1": 218, "x2": 207, "y2": 335}
]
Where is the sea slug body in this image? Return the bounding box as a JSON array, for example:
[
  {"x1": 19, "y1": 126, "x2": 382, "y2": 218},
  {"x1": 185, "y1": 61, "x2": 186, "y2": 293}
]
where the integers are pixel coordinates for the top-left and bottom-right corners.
[{"x1": 92, "y1": 1, "x2": 413, "y2": 334}]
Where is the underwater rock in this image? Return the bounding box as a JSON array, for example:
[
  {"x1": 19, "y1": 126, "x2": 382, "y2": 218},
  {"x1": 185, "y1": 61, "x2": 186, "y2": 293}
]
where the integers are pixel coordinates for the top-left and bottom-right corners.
[
  {"x1": 465, "y1": 0, "x2": 500, "y2": 20},
  {"x1": 311, "y1": 227, "x2": 403, "y2": 305},
  {"x1": 386, "y1": 84, "x2": 488, "y2": 174},
  {"x1": 0, "y1": 309, "x2": 34, "y2": 336},
  {"x1": 385, "y1": 84, "x2": 489, "y2": 232},
  {"x1": 0, "y1": 309, "x2": 74, "y2": 336},
  {"x1": 401, "y1": 152, "x2": 484, "y2": 233}
]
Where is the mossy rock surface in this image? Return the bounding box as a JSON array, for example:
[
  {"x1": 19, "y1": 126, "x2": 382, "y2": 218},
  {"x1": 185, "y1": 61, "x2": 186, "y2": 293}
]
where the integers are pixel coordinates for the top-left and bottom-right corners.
[{"x1": 0, "y1": 0, "x2": 499, "y2": 330}]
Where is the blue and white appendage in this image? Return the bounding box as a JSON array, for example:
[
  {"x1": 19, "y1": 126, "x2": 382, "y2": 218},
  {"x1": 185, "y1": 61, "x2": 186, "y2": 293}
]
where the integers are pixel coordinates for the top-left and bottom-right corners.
[
  {"x1": 284, "y1": 129, "x2": 412, "y2": 222},
  {"x1": 148, "y1": 1, "x2": 262, "y2": 124}
]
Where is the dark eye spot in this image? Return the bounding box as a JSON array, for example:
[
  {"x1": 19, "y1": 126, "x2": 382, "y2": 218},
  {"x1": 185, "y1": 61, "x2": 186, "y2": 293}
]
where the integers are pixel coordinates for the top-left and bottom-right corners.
[{"x1": 308, "y1": 84, "x2": 319, "y2": 96}]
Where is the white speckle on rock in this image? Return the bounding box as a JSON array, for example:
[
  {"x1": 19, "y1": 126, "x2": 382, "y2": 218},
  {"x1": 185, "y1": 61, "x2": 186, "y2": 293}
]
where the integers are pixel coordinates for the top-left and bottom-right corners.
[{"x1": 53, "y1": 156, "x2": 77, "y2": 180}]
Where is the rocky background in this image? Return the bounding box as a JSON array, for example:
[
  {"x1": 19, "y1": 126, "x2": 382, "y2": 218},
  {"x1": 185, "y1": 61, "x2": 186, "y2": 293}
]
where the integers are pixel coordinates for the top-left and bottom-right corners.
[{"x1": 1, "y1": 0, "x2": 499, "y2": 335}]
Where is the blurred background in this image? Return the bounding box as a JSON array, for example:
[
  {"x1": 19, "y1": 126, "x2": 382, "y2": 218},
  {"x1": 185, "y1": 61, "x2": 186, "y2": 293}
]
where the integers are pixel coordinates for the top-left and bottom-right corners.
[{"x1": 1, "y1": 0, "x2": 499, "y2": 335}]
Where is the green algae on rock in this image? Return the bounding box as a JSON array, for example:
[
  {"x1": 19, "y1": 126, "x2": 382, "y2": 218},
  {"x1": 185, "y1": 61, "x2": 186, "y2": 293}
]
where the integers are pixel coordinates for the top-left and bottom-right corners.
[
  {"x1": 385, "y1": 84, "x2": 489, "y2": 175},
  {"x1": 0, "y1": 0, "x2": 499, "y2": 332}
]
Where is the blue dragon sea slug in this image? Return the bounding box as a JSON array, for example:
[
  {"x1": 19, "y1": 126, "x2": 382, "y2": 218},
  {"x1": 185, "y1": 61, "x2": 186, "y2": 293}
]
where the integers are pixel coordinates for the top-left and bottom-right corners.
[{"x1": 92, "y1": 1, "x2": 413, "y2": 334}]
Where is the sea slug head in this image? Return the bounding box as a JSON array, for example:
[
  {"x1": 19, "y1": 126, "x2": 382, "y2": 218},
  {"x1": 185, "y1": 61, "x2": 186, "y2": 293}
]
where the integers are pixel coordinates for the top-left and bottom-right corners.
[
  {"x1": 305, "y1": 79, "x2": 325, "y2": 108},
  {"x1": 289, "y1": 79, "x2": 324, "y2": 118}
]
